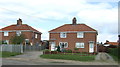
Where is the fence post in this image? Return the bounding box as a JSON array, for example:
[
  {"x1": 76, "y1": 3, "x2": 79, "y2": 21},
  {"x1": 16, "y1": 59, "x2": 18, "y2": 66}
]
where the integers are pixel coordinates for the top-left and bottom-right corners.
[{"x1": 20, "y1": 44, "x2": 23, "y2": 53}]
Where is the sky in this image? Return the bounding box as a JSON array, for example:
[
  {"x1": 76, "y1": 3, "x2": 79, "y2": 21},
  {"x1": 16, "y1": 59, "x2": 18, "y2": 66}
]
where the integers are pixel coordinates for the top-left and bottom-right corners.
[{"x1": 0, "y1": 0, "x2": 119, "y2": 43}]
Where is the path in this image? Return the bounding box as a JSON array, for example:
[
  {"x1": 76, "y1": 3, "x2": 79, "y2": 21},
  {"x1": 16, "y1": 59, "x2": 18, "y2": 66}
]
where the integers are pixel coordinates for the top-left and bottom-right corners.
[
  {"x1": 2, "y1": 51, "x2": 118, "y2": 65},
  {"x1": 95, "y1": 52, "x2": 115, "y2": 62}
]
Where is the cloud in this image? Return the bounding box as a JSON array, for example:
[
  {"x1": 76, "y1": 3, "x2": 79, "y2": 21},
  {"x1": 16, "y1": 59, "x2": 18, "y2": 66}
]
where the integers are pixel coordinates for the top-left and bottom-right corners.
[
  {"x1": 0, "y1": 0, "x2": 118, "y2": 42},
  {"x1": 97, "y1": 33, "x2": 118, "y2": 43},
  {"x1": 35, "y1": 27, "x2": 49, "y2": 40}
]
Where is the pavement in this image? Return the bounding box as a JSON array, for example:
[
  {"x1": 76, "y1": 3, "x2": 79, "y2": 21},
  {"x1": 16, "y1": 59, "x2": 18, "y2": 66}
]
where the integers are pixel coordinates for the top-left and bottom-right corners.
[{"x1": 1, "y1": 51, "x2": 119, "y2": 65}]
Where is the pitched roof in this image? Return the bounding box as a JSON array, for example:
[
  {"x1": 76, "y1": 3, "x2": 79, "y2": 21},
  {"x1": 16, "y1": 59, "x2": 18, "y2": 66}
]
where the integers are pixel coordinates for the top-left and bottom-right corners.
[
  {"x1": 0, "y1": 24, "x2": 41, "y2": 34},
  {"x1": 106, "y1": 42, "x2": 118, "y2": 46},
  {"x1": 49, "y1": 24, "x2": 97, "y2": 32}
]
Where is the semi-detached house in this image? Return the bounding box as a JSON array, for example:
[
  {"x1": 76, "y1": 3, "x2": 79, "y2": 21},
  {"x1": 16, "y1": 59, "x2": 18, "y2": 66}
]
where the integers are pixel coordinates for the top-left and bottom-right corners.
[
  {"x1": 0, "y1": 18, "x2": 42, "y2": 45},
  {"x1": 49, "y1": 17, "x2": 98, "y2": 53}
]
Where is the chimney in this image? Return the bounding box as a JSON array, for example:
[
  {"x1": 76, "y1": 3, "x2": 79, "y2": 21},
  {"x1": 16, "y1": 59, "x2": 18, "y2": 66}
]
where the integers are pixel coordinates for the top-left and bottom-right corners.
[
  {"x1": 106, "y1": 40, "x2": 109, "y2": 43},
  {"x1": 17, "y1": 18, "x2": 22, "y2": 26},
  {"x1": 72, "y1": 17, "x2": 77, "y2": 25}
]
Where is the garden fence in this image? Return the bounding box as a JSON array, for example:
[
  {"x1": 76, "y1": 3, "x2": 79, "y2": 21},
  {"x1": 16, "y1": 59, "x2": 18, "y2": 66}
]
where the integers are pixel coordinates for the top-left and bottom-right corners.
[
  {"x1": 0, "y1": 44, "x2": 46, "y2": 53},
  {"x1": 0, "y1": 44, "x2": 23, "y2": 53}
]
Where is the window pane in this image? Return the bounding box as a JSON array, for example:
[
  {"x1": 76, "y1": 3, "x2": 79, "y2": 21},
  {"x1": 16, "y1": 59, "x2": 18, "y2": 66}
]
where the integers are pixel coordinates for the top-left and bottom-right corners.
[
  {"x1": 60, "y1": 32, "x2": 66, "y2": 38},
  {"x1": 76, "y1": 42, "x2": 84, "y2": 48},
  {"x1": 77, "y1": 32, "x2": 84, "y2": 38},
  {"x1": 64, "y1": 43, "x2": 68, "y2": 48},
  {"x1": 81, "y1": 43, "x2": 84, "y2": 48},
  {"x1": 4, "y1": 32, "x2": 9, "y2": 36},
  {"x1": 16, "y1": 31, "x2": 21, "y2": 36},
  {"x1": 35, "y1": 34, "x2": 38, "y2": 38},
  {"x1": 59, "y1": 42, "x2": 68, "y2": 48},
  {"x1": 76, "y1": 43, "x2": 80, "y2": 48}
]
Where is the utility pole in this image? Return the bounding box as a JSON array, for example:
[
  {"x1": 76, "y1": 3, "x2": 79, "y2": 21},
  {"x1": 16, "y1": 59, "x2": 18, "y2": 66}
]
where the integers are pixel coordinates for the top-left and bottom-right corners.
[{"x1": 118, "y1": 35, "x2": 120, "y2": 46}]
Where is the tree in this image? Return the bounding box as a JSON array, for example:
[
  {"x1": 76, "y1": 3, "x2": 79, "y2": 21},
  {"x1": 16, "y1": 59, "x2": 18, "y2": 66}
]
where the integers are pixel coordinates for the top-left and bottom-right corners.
[{"x1": 10, "y1": 34, "x2": 26, "y2": 44}]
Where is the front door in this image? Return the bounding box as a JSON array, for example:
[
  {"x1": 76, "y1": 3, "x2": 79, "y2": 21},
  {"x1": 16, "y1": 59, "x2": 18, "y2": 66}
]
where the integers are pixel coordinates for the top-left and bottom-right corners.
[
  {"x1": 89, "y1": 43, "x2": 94, "y2": 53},
  {"x1": 51, "y1": 42, "x2": 55, "y2": 51}
]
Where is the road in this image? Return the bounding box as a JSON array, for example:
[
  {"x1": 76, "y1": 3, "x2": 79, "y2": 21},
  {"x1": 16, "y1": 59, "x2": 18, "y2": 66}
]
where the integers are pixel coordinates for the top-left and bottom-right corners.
[{"x1": 1, "y1": 51, "x2": 118, "y2": 65}]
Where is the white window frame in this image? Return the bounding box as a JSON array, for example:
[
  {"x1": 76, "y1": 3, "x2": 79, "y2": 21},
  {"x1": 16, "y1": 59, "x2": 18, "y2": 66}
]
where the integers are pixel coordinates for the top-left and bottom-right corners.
[
  {"x1": 4, "y1": 31, "x2": 9, "y2": 36},
  {"x1": 75, "y1": 42, "x2": 84, "y2": 48},
  {"x1": 60, "y1": 32, "x2": 67, "y2": 38},
  {"x1": 59, "y1": 42, "x2": 68, "y2": 48},
  {"x1": 35, "y1": 34, "x2": 38, "y2": 38},
  {"x1": 16, "y1": 31, "x2": 21, "y2": 36},
  {"x1": 77, "y1": 32, "x2": 84, "y2": 38}
]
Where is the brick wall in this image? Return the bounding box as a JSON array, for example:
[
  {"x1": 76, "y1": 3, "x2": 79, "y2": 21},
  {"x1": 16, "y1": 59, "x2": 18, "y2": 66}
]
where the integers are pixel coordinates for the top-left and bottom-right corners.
[
  {"x1": 0, "y1": 31, "x2": 41, "y2": 45},
  {"x1": 49, "y1": 32, "x2": 97, "y2": 52}
]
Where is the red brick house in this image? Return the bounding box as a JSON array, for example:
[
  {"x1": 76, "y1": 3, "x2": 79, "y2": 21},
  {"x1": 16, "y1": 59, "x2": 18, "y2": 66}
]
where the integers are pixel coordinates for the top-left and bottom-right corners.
[
  {"x1": 49, "y1": 17, "x2": 98, "y2": 53},
  {"x1": 0, "y1": 18, "x2": 42, "y2": 45},
  {"x1": 104, "y1": 40, "x2": 118, "y2": 48}
]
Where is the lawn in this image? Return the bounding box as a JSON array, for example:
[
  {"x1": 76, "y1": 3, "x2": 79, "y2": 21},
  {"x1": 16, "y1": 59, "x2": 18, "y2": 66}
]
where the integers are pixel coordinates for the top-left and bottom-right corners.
[
  {"x1": 40, "y1": 54, "x2": 95, "y2": 61},
  {"x1": 0, "y1": 51, "x2": 21, "y2": 58}
]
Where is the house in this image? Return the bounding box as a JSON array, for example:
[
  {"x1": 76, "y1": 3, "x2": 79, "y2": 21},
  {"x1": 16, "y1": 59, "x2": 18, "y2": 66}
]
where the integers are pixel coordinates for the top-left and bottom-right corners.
[
  {"x1": 97, "y1": 43, "x2": 107, "y2": 52},
  {"x1": 0, "y1": 18, "x2": 42, "y2": 45},
  {"x1": 49, "y1": 17, "x2": 98, "y2": 53},
  {"x1": 104, "y1": 40, "x2": 118, "y2": 48}
]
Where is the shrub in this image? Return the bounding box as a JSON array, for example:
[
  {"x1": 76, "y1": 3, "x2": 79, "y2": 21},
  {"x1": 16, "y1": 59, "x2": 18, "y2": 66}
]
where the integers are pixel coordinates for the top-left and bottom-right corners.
[
  {"x1": 74, "y1": 48, "x2": 79, "y2": 50},
  {"x1": 43, "y1": 49, "x2": 51, "y2": 54},
  {"x1": 44, "y1": 49, "x2": 50, "y2": 52},
  {"x1": 108, "y1": 48, "x2": 119, "y2": 61},
  {"x1": 51, "y1": 51, "x2": 58, "y2": 54},
  {"x1": 65, "y1": 49, "x2": 72, "y2": 53},
  {"x1": 56, "y1": 45, "x2": 61, "y2": 52}
]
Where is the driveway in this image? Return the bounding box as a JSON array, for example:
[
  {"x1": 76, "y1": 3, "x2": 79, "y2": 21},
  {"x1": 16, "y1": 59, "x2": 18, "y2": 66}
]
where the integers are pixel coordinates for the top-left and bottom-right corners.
[{"x1": 2, "y1": 51, "x2": 118, "y2": 65}]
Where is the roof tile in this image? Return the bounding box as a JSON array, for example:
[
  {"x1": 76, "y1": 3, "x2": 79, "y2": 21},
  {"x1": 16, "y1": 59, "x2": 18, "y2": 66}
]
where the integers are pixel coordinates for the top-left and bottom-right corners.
[
  {"x1": 1, "y1": 24, "x2": 41, "y2": 34},
  {"x1": 49, "y1": 24, "x2": 97, "y2": 32}
]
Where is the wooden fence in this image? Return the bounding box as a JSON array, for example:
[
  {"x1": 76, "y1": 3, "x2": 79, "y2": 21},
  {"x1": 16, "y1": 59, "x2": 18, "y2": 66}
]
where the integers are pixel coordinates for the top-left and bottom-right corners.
[
  {"x1": 23, "y1": 45, "x2": 45, "y2": 52},
  {"x1": 0, "y1": 44, "x2": 45, "y2": 53},
  {"x1": 0, "y1": 44, "x2": 23, "y2": 53}
]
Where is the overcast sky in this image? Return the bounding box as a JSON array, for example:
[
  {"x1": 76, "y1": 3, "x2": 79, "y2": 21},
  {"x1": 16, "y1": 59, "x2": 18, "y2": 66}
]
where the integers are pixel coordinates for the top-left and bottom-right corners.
[{"x1": 0, "y1": 0, "x2": 119, "y2": 43}]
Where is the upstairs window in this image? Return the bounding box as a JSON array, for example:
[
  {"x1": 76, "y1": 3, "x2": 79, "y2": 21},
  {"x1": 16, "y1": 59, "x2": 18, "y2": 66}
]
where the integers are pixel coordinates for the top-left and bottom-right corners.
[
  {"x1": 60, "y1": 32, "x2": 66, "y2": 38},
  {"x1": 35, "y1": 34, "x2": 38, "y2": 38},
  {"x1": 16, "y1": 31, "x2": 21, "y2": 36},
  {"x1": 76, "y1": 42, "x2": 84, "y2": 48},
  {"x1": 77, "y1": 32, "x2": 84, "y2": 38},
  {"x1": 4, "y1": 31, "x2": 9, "y2": 36}
]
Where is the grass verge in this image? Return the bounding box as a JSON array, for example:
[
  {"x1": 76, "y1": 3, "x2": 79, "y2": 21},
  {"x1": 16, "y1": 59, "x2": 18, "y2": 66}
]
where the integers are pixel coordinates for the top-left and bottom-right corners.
[
  {"x1": 0, "y1": 51, "x2": 21, "y2": 58},
  {"x1": 40, "y1": 54, "x2": 95, "y2": 61}
]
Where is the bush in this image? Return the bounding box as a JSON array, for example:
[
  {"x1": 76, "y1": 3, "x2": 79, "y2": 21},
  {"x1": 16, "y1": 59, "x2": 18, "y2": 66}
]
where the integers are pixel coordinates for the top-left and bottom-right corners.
[
  {"x1": 56, "y1": 45, "x2": 60, "y2": 52},
  {"x1": 108, "y1": 48, "x2": 118, "y2": 56},
  {"x1": 74, "y1": 48, "x2": 79, "y2": 50},
  {"x1": 43, "y1": 49, "x2": 51, "y2": 54},
  {"x1": 65, "y1": 49, "x2": 72, "y2": 53},
  {"x1": 51, "y1": 51, "x2": 58, "y2": 54},
  {"x1": 44, "y1": 49, "x2": 50, "y2": 52},
  {"x1": 108, "y1": 48, "x2": 119, "y2": 61}
]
